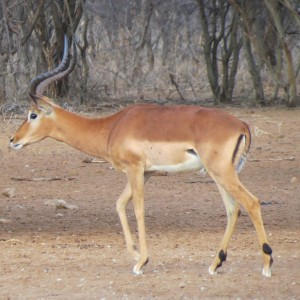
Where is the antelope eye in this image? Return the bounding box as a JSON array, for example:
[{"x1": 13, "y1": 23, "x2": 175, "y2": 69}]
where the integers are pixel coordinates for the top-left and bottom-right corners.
[{"x1": 30, "y1": 113, "x2": 37, "y2": 119}]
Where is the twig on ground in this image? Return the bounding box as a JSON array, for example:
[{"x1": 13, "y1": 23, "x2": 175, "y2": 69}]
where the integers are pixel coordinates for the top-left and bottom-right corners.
[
  {"x1": 11, "y1": 176, "x2": 77, "y2": 182},
  {"x1": 250, "y1": 156, "x2": 295, "y2": 162}
]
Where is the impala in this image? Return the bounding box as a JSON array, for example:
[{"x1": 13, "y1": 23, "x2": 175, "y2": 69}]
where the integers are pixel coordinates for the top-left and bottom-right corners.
[{"x1": 10, "y1": 36, "x2": 273, "y2": 277}]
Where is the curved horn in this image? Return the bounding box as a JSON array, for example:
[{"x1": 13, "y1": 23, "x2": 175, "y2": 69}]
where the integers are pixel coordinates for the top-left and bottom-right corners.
[
  {"x1": 30, "y1": 35, "x2": 69, "y2": 95},
  {"x1": 35, "y1": 39, "x2": 77, "y2": 96}
]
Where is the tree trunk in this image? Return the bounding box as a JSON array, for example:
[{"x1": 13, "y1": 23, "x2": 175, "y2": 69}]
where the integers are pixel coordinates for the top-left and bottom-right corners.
[
  {"x1": 283, "y1": 42, "x2": 297, "y2": 107},
  {"x1": 243, "y1": 34, "x2": 265, "y2": 104},
  {"x1": 263, "y1": 0, "x2": 298, "y2": 107},
  {"x1": 78, "y1": 14, "x2": 89, "y2": 105},
  {"x1": 196, "y1": 0, "x2": 221, "y2": 104}
]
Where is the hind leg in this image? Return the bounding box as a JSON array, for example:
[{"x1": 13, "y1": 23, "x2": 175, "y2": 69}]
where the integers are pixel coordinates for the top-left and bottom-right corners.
[
  {"x1": 216, "y1": 170, "x2": 273, "y2": 277},
  {"x1": 209, "y1": 183, "x2": 240, "y2": 275}
]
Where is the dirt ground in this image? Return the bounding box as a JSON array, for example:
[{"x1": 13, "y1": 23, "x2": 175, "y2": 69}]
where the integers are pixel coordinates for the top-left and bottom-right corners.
[{"x1": 0, "y1": 106, "x2": 299, "y2": 299}]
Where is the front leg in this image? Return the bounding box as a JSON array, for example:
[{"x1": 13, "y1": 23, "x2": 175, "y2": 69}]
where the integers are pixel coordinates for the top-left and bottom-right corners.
[
  {"x1": 127, "y1": 166, "x2": 149, "y2": 275},
  {"x1": 116, "y1": 182, "x2": 139, "y2": 261}
]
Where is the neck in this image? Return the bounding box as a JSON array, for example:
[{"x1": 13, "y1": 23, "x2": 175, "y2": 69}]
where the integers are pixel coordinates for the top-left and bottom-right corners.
[{"x1": 50, "y1": 107, "x2": 114, "y2": 161}]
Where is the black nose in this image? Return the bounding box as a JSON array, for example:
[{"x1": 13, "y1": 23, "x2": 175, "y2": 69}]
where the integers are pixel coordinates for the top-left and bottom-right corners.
[{"x1": 10, "y1": 137, "x2": 14, "y2": 143}]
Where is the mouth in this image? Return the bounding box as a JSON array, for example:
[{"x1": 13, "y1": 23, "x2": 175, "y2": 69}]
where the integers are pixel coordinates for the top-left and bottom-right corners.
[{"x1": 10, "y1": 142, "x2": 24, "y2": 150}]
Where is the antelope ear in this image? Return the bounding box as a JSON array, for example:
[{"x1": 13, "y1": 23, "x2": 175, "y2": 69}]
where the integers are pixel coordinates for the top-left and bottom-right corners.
[
  {"x1": 29, "y1": 94, "x2": 53, "y2": 115},
  {"x1": 38, "y1": 100, "x2": 54, "y2": 115}
]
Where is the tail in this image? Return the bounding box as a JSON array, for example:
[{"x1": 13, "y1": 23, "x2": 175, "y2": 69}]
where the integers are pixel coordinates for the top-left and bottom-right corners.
[{"x1": 232, "y1": 123, "x2": 251, "y2": 173}]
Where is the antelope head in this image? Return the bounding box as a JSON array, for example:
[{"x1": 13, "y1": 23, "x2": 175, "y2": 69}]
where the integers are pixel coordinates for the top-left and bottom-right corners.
[{"x1": 10, "y1": 36, "x2": 76, "y2": 150}]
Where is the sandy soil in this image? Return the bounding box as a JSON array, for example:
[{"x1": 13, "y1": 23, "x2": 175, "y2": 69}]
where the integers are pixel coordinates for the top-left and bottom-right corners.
[{"x1": 0, "y1": 106, "x2": 299, "y2": 299}]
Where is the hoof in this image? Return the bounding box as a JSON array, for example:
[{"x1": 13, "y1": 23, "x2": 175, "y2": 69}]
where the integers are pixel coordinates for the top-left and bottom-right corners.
[
  {"x1": 262, "y1": 267, "x2": 272, "y2": 277},
  {"x1": 133, "y1": 265, "x2": 143, "y2": 275},
  {"x1": 132, "y1": 258, "x2": 149, "y2": 275},
  {"x1": 208, "y1": 266, "x2": 217, "y2": 275}
]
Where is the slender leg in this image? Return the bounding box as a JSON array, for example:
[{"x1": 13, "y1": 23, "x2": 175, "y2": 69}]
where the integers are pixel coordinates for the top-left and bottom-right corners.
[
  {"x1": 209, "y1": 183, "x2": 240, "y2": 275},
  {"x1": 116, "y1": 171, "x2": 154, "y2": 263},
  {"x1": 126, "y1": 166, "x2": 149, "y2": 275},
  {"x1": 219, "y1": 171, "x2": 273, "y2": 277},
  {"x1": 116, "y1": 182, "x2": 139, "y2": 260}
]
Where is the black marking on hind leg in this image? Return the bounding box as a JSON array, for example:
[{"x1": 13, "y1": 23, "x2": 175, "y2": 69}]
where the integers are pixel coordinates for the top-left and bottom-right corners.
[
  {"x1": 263, "y1": 243, "x2": 272, "y2": 255},
  {"x1": 216, "y1": 250, "x2": 227, "y2": 269},
  {"x1": 270, "y1": 256, "x2": 274, "y2": 268},
  {"x1": 142, "y1": 258, "x2": 149, "y2": 268},
  {"x1": 262, "y1": 243, "x2": 273, "y2": 270}
]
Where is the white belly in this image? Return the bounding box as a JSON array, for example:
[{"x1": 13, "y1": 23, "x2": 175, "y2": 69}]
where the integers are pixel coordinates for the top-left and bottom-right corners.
[{"x1": 146, "y1": 151, "x2": 204, "y2": 173}]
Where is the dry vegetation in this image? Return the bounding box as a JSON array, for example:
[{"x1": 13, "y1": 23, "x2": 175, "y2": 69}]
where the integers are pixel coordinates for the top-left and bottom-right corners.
[
  {"x1": 0, "y1": 0, "x2": 300, "y2": 108},
  {"x1": 1, "y1": 2, "x2": 300, "y2": 298}
]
